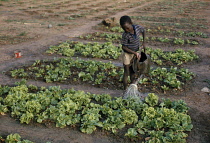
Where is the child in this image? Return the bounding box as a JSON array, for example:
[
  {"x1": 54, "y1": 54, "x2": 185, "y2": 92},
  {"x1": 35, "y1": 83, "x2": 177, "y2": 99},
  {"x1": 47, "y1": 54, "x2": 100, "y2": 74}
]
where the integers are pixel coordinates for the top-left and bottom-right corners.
[{"x1": 120, "y1": 15, "x2": 146, "y2": 90}]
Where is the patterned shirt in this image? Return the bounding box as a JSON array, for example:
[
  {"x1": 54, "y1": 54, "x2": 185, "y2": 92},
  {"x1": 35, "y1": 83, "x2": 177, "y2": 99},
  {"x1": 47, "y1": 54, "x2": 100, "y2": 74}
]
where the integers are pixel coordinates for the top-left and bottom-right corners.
[{"x1": 121, "y1": 25, "x2": 144, "y2": 52}]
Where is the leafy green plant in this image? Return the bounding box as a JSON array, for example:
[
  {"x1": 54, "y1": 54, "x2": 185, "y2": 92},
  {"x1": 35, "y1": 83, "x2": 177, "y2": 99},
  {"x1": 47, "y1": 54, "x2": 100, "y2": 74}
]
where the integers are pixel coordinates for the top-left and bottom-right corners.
[
  {"x1": 46, "y1": 42, "x2": 75, "y2": 57},
  {"x1": 0, "y1": 85, "x2": 10, "y2": 96},
  {"x1": 0, "y1": 85, "x2": 10, "y2": 115},
  {"x1": 145, "y1": 93, "x2": 159, "y2": 107},
  {"x1": 0, "y1": 97, "x2": 8, "y2": 114},
  {"x1": 125, "y1": 128, "x2": 138, "y2": 138},
  {"x1": 5, "y1": 133, "x2": 21, "y2": 143},
  {"x1": 173, "y1": 38, "x2": 185, "y2": 45},
  {"x1": 5, "y1": 133, "x2": 34, "y2": 143},
  {"x1": 0, "y1": 133, "x2": 52, "y2": 143},
  {"x1": 10, "y1": 68, "x2": 28, "y2": 78}
]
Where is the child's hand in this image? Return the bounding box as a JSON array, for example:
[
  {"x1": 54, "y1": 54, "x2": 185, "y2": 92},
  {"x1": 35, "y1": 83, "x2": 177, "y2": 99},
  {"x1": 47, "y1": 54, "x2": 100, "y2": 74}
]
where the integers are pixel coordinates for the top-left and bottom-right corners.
[{"x1": 136, "y1": 52, "x2": 141, "y2": 61}]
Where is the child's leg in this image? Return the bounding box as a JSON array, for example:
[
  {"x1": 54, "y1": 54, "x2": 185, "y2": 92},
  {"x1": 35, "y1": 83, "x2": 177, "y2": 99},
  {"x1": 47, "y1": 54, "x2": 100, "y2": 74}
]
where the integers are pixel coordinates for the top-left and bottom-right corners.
[
  {"x1": 123, "y1": 64, "x2": 130, "y2": 90},
  {"x1": 122, "y1": 52, "x2": 135, "y2": 90}
]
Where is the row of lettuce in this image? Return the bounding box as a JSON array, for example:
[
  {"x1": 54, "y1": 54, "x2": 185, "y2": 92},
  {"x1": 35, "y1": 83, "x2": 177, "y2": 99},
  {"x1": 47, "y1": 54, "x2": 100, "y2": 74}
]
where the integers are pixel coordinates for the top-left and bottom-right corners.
[
  {"x1": 46, "y1": 41, "x2": 199, "y2": 66},
  {"x1": 79, "y1": 32, "x2": 200, "y2": 45},
  {"x1": 9, "y1": 57, "x2": 195, "y2": 92},
  {"x1": 0, "y1": 82, "x2": 192, "y2": 143}
]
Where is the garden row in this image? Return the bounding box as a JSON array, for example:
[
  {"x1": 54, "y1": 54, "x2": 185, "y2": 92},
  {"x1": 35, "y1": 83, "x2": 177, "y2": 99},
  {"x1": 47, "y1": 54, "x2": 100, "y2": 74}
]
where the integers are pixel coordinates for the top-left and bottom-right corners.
[
  {"x1": 79, "y1": 32, "x2": 201, "y2": 46},
  {"x1": 98, "y1": 25, "x2": 208, "y2": 38},
  {"x1": 8, "y1": 57, "x2": 194, "y2": 92},
  {"x1": 46, "y1": 41, "x2": 199, "y2": 66},
  {"x1": 0, "y1": 82, "x2": 193, "y2": 142}
]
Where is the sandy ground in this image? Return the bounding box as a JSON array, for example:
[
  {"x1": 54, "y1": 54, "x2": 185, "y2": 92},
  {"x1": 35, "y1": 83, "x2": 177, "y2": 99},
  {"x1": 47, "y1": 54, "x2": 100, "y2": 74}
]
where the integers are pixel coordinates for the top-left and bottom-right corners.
[{"x1": 0, "y1": 0, "x2": 210, "y2": 142}]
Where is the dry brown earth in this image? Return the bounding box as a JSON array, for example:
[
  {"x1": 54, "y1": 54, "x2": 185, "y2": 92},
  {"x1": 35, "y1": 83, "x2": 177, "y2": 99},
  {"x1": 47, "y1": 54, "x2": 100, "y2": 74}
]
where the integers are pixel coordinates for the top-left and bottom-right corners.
[{"x1": 0, "y1": 0, "x2": 210, "y2": 142}]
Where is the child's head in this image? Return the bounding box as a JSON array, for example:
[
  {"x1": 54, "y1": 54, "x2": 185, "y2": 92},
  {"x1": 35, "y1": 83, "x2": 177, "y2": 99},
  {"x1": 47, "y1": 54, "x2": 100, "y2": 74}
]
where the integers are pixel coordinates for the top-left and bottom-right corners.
[{"x1": 120, "y1": 15, "x2": 133, "y2": 33}]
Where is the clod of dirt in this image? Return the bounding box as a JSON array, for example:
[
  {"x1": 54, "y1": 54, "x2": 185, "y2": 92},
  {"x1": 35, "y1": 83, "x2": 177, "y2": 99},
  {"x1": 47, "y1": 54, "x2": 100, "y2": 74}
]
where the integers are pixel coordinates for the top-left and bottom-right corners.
[{"x1": 102, "y1": 17, "x2": 117, "y2": 27}]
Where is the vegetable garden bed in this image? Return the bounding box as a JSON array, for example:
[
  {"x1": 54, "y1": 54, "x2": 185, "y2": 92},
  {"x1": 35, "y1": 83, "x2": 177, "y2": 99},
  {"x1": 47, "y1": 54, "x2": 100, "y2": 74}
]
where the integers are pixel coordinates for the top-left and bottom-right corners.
[
  {"x1": 46, "y1": 41, "x2": 199, "y2": 66},
  {"x1": 0, "y1": 83, "x2": 193, "y2": 143},
  {"x1": 7, "y1": 57, "x2": 195, "y2": 93}
]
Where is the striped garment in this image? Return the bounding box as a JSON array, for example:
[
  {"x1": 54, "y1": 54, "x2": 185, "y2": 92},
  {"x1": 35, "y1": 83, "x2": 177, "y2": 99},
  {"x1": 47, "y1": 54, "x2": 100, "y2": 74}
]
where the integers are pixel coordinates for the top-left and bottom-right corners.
[{"x1": 121, "y1": 24, "x2": 144, "y2": 52}]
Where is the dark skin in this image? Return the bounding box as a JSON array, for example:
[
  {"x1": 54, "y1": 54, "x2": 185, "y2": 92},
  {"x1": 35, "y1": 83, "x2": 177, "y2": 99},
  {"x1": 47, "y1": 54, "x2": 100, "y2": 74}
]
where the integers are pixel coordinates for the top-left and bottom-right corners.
[{"x1": 121, "y1": 22, "x2": 145, "y2": 90}]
